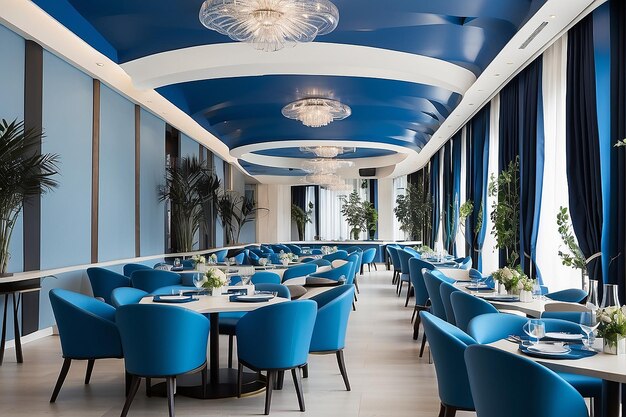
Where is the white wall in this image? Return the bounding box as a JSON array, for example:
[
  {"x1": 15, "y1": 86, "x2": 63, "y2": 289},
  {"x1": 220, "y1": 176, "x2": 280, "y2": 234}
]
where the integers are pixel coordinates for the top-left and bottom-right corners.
[
  {"x1": 256, "y1": 184, "x2": 291, "y2": 243},
  {"x1": 377, "y1": 178, "x2": 395, "y2": 240}
]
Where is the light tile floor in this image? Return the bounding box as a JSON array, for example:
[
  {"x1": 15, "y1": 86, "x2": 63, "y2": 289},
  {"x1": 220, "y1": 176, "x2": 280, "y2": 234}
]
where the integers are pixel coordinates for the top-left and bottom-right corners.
[{"x1": 0, "y1": 269, "x2": 478, "y2": 417}]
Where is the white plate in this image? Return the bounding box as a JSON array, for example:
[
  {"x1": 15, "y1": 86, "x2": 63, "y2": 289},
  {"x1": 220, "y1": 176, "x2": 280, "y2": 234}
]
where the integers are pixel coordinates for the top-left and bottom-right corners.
[
  {"x1": 545, "y1": 332, "x2": 584, "y2": 341},
  {"x1": 235, "y1": 294, "x2": 274, "y2": 301},
  {"x1": 527, "y1": 344, "x2": 571, "y2": 354}
]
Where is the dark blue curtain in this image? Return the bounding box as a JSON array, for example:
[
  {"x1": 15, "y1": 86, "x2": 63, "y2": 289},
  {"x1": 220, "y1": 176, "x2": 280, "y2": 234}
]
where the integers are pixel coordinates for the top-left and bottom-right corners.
[
  {"x1": 609, "y1": 0, "x2": 626, "y2": 302},
  {"x1": 430, "y1": 152, "x2": 441, "y2": 246},
  {"x1": 442, "y1": 141, "x2": 453, "y2": 253},
  {"x1": 313, "y1": 186, "x2": 320, "y2": 239},
  {"x1": 466, "y1": 107, "x2": 490, "y2": 270},
  {"x1": 519, "y1": 57, "x2": 544, "y2": 282},
  {"x1": 451, "y1": 135, "x2": 463, "y2": 256},
  {"x1": 566, "y1": 15, "x2": 604, "y2": 286}
]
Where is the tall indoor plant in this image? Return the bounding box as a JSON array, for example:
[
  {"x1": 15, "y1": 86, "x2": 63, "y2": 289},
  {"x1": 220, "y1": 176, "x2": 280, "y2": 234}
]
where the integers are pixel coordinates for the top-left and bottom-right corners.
[
  {"x1": 488, "y1": 157, "x2": 520, "y2": 267},
  {"x1": 0, "y1": 119, "x2": 59, "y2": 276},
  {"x1": 364, "y1": 201, "x2": 378, "y2": 240},
  {"x1": 159, "y1": 156, "x2": 219, "y2": 252},
  {"x1": 291, "y1": 202, "x2": 313, "y2": 241},
  {"x1": 216, "y1": 190, "x2": 266, "y2": 244},
  {"x1": 340, "y1": 190, "x2": 366, "y2": 240},
  {"x1": 394, "y1": 182, "x2": 432, "y2": 241}
]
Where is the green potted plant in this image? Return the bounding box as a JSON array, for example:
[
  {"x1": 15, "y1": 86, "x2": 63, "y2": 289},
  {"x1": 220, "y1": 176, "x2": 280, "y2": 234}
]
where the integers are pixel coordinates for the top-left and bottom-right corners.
[
  {"x1": 556, "y1": 206, "x2": 588, "y2": 287},
  {"x1": 216, "y1": 190, "x2": 267, "y2": 244},
  {"x1": 364, "y1": 202, "x2": 378, "y2": 240},
  {"x1": 201, "y1": 267, "x2": 228, "y2": 296},
  {"x1": 394, "y1": 182, "x2": 432, "y2": 241},
  {"x1": 159, "y1": 156, "x2": 219, "y2": 252},
  {"x1": 597, "y1": 306, "x2": 626, "y2": 354},
  {"x1": 291, "y1": 202, "x2": 313, "y2": 241},
  {"x1": 340, "y1": 190, "x2": 366, "y2": 240},
  {"x1": 0, "y1": 119, "x2": 59, "y2": 276},
  {"x1": 488, "y1": 157, "x2": 520, "y2": 267}
]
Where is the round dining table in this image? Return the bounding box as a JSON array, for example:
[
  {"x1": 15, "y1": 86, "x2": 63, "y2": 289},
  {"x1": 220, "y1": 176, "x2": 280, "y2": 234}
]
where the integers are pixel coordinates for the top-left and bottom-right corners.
[{"x1": 140, "y1": 293, "x2": 287, "y2": 399}]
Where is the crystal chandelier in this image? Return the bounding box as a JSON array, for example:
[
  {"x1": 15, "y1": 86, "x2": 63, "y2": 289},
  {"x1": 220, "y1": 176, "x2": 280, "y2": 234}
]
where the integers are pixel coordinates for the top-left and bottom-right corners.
[
  {"x1": 304, "y1": 173, "x2": 343, "y2": 185},
  {"x1": 324, "y1": 182, "x2": 353, "y2": 193},
  {"x1": 301, "y1": 158, "x2": 354, "y2": 174},
  {"x1": 199, "y1": 0, "x2": 339, "y2": 52},
  {"x1": 299, "y1": 146, "x2": 355, "y2": 158},
  {"x1": 282, "y1": 98, "x2": 351, "y2": 127}
]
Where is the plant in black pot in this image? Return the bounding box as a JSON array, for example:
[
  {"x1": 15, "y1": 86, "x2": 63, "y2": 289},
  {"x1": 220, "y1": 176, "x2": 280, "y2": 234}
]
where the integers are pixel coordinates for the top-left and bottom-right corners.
[
  {"x1": 340, "y1": 190, "x2": 366, "y2": 240},
  {"x1": 0, "y1": 119, "x2": 59, "y2": 276},
  {"x1": 291, "y1": 201, "x2": 313, "y2": 241},
  {"x1": 364, "y1": 201, "x2": 378, "y2": 240}
]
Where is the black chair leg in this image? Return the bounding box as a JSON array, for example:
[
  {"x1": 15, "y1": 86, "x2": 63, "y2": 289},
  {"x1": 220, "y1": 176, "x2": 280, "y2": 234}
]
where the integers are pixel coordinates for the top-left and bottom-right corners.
[
  {"x1": 336, "y1": 350, "x2": 351, "y2": 391},
  {"x1": 411, "y1": 306, "x2": 417, "y2": 324},
  {"x1": 50, "y1": 358, "x2": 72, "y2": 403},
  {"x1": 419, "y1": 333, "x2": 428, "y2": 358},
  {"x1": 146, "y1": 377, "x2": 152, "y2": 397},
  {"x1": 85, "y1": 359, "x2": 95, "y2": 384},
  {"x1": 443, "y1": 405, "x2": 457, "y2": 417},
  {"x1": 275, "y1": 370, "x2": 285, "y2": 390},
  {"x1": 404, "y1": 284, "x2": 412, "y2": 307},
  {"x1": 373, "y1": 262, "x2": 377, "y2": 271},
  {"x1": 302, "y1": 364, "x2": 308, "y2": 378},
  {"x1": 237, "y1": 363, "x2": 244, "y2": 398},
  {"x1": 438, "y1": 403, "x2": 446, "y2": 417},
  {"x1": 264, "y1": 371, "x2": 275, "y2": 415},
  {"x1": 201, "y1": 365, "x2": 207, "y2": 397},
  {"x1": 291, "y1": 367, "x2": 305, "y2": 412},
  {"x1": 352, "y1": 301, "x2": 356, "y2": 311},
  {"x1": 166, "y1": 376, "x2": 176, "y2": 417},
  {"x1": 228, "y1": 335, "x2": 234, "y2": 368},
  {"x1": 367, "y1": 264, "x2": 371, "y2": 272},
  {"x1": 413, "y1": 311, "x2": 422, "y2": 340},
  {"x1": 121, "y1": 375, "x2": 141, "y2": 417}
]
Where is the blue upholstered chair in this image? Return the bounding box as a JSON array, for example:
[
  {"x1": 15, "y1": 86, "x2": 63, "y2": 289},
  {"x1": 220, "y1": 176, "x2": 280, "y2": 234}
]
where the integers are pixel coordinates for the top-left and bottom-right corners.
[
  {"x1": 48, "y1": 289, "x2": 123, "y2": 402},
  {"x1": 181, "y1": 259, "x2": 195, "y2": 269},
  {"x1": 308, "y1": 261, "x2": 353, "y2": 282},
  {"x1": 349, "y1": 250, "x2": 363, "y2": 293},
  {"x1": 272, "y1": 244, "x2": 291, "y2": 254},
  {"x1": 249, "y1": 247, "x2": 264, "y2": 257},
  {"x1": 387, "y1": 246, "x2": 402, "y2": 285},
  {"x1": 403, "y1": 246, "x2": 420, "y2": 258},
  {"x1": 541, "y1": 311, "x2": 589, "y2": 323},
  {"x1": 86, "y1": 267, "x2": 131, "y2": 305},
  {"x1": 303, "y1": 258, "x2": 331, "y2": 267},
  {"x1": 212, "y1": 249, "x2": 228, "y2": 262},
  {"x1": 345, "y1": 246, "x2": 363, "y2": 254},
  {"x1": 248, "y1": 250, "x2": 261, "y2": 265},
  {"x1": 130, "y1": 269, "x2": 181, "y2": 293},
  {"x1": 449, "y1": 290, "x2": 498, "y2": 333},
  {"x1": 111, "y1": 287, "x2": 148, "y2": 308},
  {"x1": 465, "y1": 345, "x2": 589, "y2": 417},
  {"x1": 282, "y1": 263, "x2": 317, "y2": 282},
  {"x1": 308, "y1": 285, "x2": 356, "y2": 390},
  {"x1": 423, "y1": 270, "x2": 447, "y2": 320},
  {"x1": 310, "y1": 248, "x2": 323, "y2": 255},
  {"x1": 236, "y1": 300, "x2": 317, "y2": 414},
  {"x1": 345, "y1": 253, "x2": 360, "y2": 286},
  {"x1": 361, "y1": 248, "x2": 377, "y2": 272},
  {"x1": 467, "y1": 313, "x2": 602, "y2": 414},
  {"x1": 431, "y1": 268, "x2": 457, "y2": 284},
  {"x1": 409, "y1": 258, "x2": 435, "y2": 340},
  {"x1": 421, "y1": 312, "x2": 476, "y2": 417},
  {"x1": 220, "y1": 284, "x2": 291, "y2": 368},
  {"x1": 322, "y1": 250, "x2": 349, "y2": 262},
  {"x1": 286, "y1": 244, "x2": 302, "y2": 255},
  {"x1": 397, "y1": 249, "x2": 413, "y2": 298},
  {"x1": 116, "y1": 304, "x2": 209, "y2": 417},
  {"x1": 250, "y1": 271, "x2": 281, "y2": 284},
  {"x1": 233, "y1": 250, "x2": 247, "y2": 265},
  {"x1": 545, "y1": 288, "x2": 587, "y2": 303},
  {"x1": 122, "y1": 263, "x2": 151, "y2": 278},
  {"x1": 439, "y1": 280, "x2": 461, "y2": 325},
  {"x1": 260, "y1": 245, "x2": 274, "y2": 253}
]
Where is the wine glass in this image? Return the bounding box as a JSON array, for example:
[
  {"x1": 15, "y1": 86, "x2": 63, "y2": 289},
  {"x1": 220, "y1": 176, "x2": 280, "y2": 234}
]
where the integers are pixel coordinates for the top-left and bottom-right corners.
[
  {"x1": 239, "y1": 266, "x2": 254, "y2": 286},
  {"x1": 229, "y1": 257, "x2": 237, "y2": 266},
  {"x1": 523, "y1": 319, "x2": 545, "y2": 346},
  {"x1": 192, "y1": 273, "x2": 204, "y2": 293},
  {"x1": 532, "y1": 282, "x2": 543, "y2": 300},
  {"x1": 174, "y1": 258, "x2": 182, "y2": 268},
  {"x1": 579, "y1": 312, "x2": 600, "y2": 351}
]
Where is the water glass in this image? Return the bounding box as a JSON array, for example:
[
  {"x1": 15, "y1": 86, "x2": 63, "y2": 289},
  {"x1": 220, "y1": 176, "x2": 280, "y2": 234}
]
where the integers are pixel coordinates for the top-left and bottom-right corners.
[
  {"x1": 174, "y1": 258, "x2": 182, "y2": 268},
  {"x1": 192, "y1": 273, "x2": 204, "y2": 290},
  {"x1": 532, "y1": 282, "x2": 542, "y2": 300},
  {"x1": 523, "y1": 319, "x2": 545, "y2": 346},
  {"x1": 579, "y1": 312, "x2": 599, "y2": 350}
]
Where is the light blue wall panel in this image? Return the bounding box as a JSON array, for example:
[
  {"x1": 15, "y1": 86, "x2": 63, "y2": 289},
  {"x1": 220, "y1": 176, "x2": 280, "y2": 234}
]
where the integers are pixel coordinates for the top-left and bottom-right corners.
[
  {"x1": 0, "y1": 24, "x2": 25, "y2": 274},
  {"x1": 98, "y1": 85, "x2": 135, "y2": 261},
  {"x1": 180, "y1": 133, "x2": 199, "y2": 159},
  {"x1": 41, "y1": 51, "x2": 93, "y2": 269},
  {"x1": 214, "y1": 154, "x2": 225, "y2": 248},
  {"x1": 140, "y1": 109, "x2": 166, "y2": 255}
]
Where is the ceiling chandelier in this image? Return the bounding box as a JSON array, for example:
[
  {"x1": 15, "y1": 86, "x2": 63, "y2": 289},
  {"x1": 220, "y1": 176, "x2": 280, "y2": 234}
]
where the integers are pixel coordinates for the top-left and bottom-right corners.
[
  {"x1": 323, "y1": 182, "x2": 353, "y2": 193},
  {"x1": 304, "y1": 173, "x2": 343, "y2": 185},
  {"x1": 299, "y1": 145, "x2": 355, "y2": 158},
  {"x1": 301, "y1": 158, "x2": 354, "y2": 174},
  {"x1": 282, "y1": 98, "x2": 351, "y2": 127},
  {"x1": 199, "y1": 0, "x2": 339, "y2": 52}
]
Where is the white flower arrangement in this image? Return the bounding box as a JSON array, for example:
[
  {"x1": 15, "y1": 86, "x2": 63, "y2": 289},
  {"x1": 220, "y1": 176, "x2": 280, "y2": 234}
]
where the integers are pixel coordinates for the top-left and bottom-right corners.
[
  {"x1": 192, "y1": 254, "x2": 206, "y2": 265},
  {"x1": 201, "y1": 267, "x2": 228, "y2": 289},
  {"x1": 208, "y1": 253, "x2": 217, "y2": 264},
  {"x1": 258, "y1": 257, "x2": 268, "y2": 266},
  {"x1": 289, "y1": 253, "x2": 299, "y2": 261},
  {"x1": 518, "y1": 276, "x2": 535, "y2": 292},
  {"x1": 278, "y1": 251, "x2": 291, "y2": 261},
  {"x1": 491, "y1": 266, "x2": 527, "y2": 292}
]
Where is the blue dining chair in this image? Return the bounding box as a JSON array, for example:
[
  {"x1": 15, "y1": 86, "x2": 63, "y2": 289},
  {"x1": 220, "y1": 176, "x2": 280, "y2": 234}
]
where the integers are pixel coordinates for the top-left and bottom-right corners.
[
  {"x1": 361, "y1": 248, "x2": 377, "y2": 272},
  {"x1": 86, "y1": 267, "x2": 131, "y2": 305},
  {"x1": 272, "y1": 244, "x2": 291, "y2": 254},
  {"x1": 116, "y1": 304, "x2": 209, "y2": 417},
  {"x1": 287, "y1": 244, "x2": 302, "y2": 255},
  {"x1": 465, "y1": 345, "x2": 589, "y2": 417},
  {"x1": 541, "y1": 311, "x2": 589, "y2": 323},
  {"x1": 322, "y1": 250, "x2": 349, "y2": 262},
  {"x1": 236, "y1": 300, "x2": 317, "y2": 414},
  {"x1": 282, "y1": 263, "x2": 317, "y2": 282},
  {"x1": 303, "y1": 258, "x2": 331, "y2": 267},
  {"x1": 310, "y1": 248, "x2": 323, "y2": 255},
  {"x1": 449, "y1": 291, "x2": 498, "y2": 333},
  {"x1": 439, "y1": 280, "x2": 461, "y2": 325},
  {"x1": 403, "y1": 246, "x2": 420, "y2": 258},
  {"x1": 220, "y1": 283, "x2": 291, "y2": 368},
  {"x1": 111, "y1": 287, "x2": 148, "y2": 308},
  {"x1": 232, "y1": 250, "x2": 247, "y2": 265},
  {"x1": 307, "y1": 285, "x2": 356, "y2": 390},
  {"x1": 249, "y1": 247, "x2": 264, "y2": 257},
  {"x1": 308, "y1": 261, "x2": 353, "y2": 282},
  {"x1": 397, "y1": 249, "x2": 413, "y2": 298},
  {"x1": 250, "y1": 271, "x2": 281, "y2": 284},
  {"x1": 122, "y1": 263, "x2": 151, "y2": 278},
  {"x1": 421, "y1": 270, "x2": 449, "y2": 358},
  {"x1": 260, "y1": 245, "x2": 274, "y2": 253},
  {"x1": 248, "y1": 250, "x2": 261, "y2": 265},
  {"x1": 387, "y1": 246, "x2": 402, "y2": 285},
  {"x1": 545, "y1": 288, "x2": 588, "y2": 303},
  {"x1": 212, "y1": 249, "x2": 228, "y2": 262},
  {"x1": 48, "y1": 289, "x2": 123, "y2": 402},
  {"x1": 421, "y1": 312, "x2": 476, "y2": 417},
  {"x1": 130, "y1": 269, "x2": 182, "y2": 293},
  {"x1": 181, "y1": 259, "x2": 195, "y2": 269},
  {"x1": 409, "y1": 258, "x2": 435, "y2": 340},
  {"x1": 345, "y1": 246, "x2": 363, "y2": 253},
  {"x1": 348, "y1": 251, "x2": 363, "y2": 294},
  {"x1": 467, "y1": 313, "x2": 602, "y2": 415}
]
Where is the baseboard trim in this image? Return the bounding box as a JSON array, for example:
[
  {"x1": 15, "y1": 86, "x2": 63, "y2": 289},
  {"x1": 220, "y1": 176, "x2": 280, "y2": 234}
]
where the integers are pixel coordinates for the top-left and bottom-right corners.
[{"x1": 4, "y1": 327, "x2": 53, "y2": 350}]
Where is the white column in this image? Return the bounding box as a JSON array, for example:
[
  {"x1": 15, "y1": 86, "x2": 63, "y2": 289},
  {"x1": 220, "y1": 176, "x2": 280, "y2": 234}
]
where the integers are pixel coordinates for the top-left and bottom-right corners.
[
  {"x1": 377, "y1": 178, "x2": 395, "y2": 240},
  {"x1": 256, "y1": 184, "x2": 292, "y2": 243},
  {"x1": 482, "y1": 95, "x2": 501, "y2": 275}
]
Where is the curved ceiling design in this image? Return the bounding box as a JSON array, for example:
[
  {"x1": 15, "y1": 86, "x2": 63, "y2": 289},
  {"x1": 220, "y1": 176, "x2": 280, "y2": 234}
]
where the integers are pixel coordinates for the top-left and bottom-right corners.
[{"x1": 30, "y1": 0, "x2": 549, "y2": 181}]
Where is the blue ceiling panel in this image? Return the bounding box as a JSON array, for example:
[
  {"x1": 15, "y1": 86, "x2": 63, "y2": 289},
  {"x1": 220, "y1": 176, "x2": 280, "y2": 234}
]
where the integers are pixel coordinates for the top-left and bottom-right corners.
[
  {"x1": 253, "y1": 148, "x2": 396, "y2": 159},
  {"x1": 239, "y1": 160, "x2": 307, "y2": 177}
]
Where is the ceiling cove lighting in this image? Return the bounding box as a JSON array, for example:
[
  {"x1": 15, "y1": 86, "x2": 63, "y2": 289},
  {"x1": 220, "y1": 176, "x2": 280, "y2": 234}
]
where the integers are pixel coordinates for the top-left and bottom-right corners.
[
  {"x1": 282, "y1": 98, "x2": 351, "y2": 127},
  {"x1": 199, "y1": 0, "x2": 339, "y2": 52},
  {"x1": 299, "y1": 145, "x2": 355, "y2": 158}
]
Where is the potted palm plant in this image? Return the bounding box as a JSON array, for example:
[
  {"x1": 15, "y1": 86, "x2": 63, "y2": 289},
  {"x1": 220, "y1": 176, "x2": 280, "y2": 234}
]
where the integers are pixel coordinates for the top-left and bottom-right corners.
[
  {"x1": 216, "y1": 190, "x2": 267, "y2": 245},
  {"x1": 0, "y1": 119, "x2": 59, "y2": 276}
]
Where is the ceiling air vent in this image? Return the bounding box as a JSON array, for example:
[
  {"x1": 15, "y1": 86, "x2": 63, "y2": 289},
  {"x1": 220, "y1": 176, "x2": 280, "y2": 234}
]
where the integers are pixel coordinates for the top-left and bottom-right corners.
[
  {"x1": 519, "y1": 21, "x2": 549, "y2": 50},
  {"x1": 359, "y1": 168, "x2": 376, "y2": 177}
]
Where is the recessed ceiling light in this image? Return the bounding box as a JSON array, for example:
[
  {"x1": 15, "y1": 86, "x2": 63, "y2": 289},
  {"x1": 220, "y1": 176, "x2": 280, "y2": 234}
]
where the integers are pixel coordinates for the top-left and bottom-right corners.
[
  {"x1": 495, "y1": 73, "x2": 501, "y2": 77},
  {"x1": 468, "y1": 103, "x2": 474, "y2": 106},
  {"x1": 506, "y1": 62, "x2": 514, "y2": 65},
  {"x1": 477, "y1": 89, "x2": 484, "y2": 92},
  {"x1": 95, "y1": 62, "x2": 104, "y2": 67},
  {"x1": 550, "y1": 14, "x2": 557, "y2": 19}
]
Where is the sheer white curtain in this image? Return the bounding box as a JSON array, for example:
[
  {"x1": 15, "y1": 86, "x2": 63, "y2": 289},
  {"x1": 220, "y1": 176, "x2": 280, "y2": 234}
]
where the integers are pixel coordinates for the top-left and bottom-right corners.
[
  {"x1": 392, "y1": 176, "x2": 408, "y2": 240},
  {"x1": 536, "y1": 34, "x2": 580, "y2": 291},
  {"x1": 305, "y1": 186, "x2": 316, "y2": 240},
  {"x1": 455, "y1": 127, "x2": 467, "y2": 257},
  {"x1": 318, "y1": 186, "x2": 351, "y2": 241},
  {"x1": 482, "y1": 95, "x2": 501, "y2": 275}
]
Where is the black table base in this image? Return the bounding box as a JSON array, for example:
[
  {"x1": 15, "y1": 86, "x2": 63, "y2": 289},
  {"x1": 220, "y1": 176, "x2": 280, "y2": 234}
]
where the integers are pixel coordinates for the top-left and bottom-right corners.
[{"x1": 151, "y1": 368, "x2": 266, "y2": 399}]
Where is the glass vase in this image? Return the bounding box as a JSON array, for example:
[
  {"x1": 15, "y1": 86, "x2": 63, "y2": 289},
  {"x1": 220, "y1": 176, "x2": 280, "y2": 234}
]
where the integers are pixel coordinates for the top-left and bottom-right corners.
[
  {"x1": 601, "y1": 284, "x2": 621, "y2": 309},
  {"x1": 587, "y1": 279, "x2": 599, "y2": 310}
]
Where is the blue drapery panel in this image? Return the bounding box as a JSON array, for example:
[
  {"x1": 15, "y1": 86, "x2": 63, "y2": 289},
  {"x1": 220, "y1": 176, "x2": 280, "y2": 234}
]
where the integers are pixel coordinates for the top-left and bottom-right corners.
[
  {"x1": 451, "y1": 135, "x2": 462, "y2": 256},
  {"x1": 609, "y1": 0, "x2": 626, "y2": 302},
  {"x1": 466, "y1": 108, "x2": 490, "y2": 270},
  {"x1": 566, "y1": 15, "x2": 604, "y2": 287},
  {"x1": 430, "y1": 152, "x2": 441, "y2": 246},
  {"x1": 519, "y1": 57, "x2": 545, "y2": 283},
  {"x1": 442, "y1": 141, "x2": 453, "y2": 253}
]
